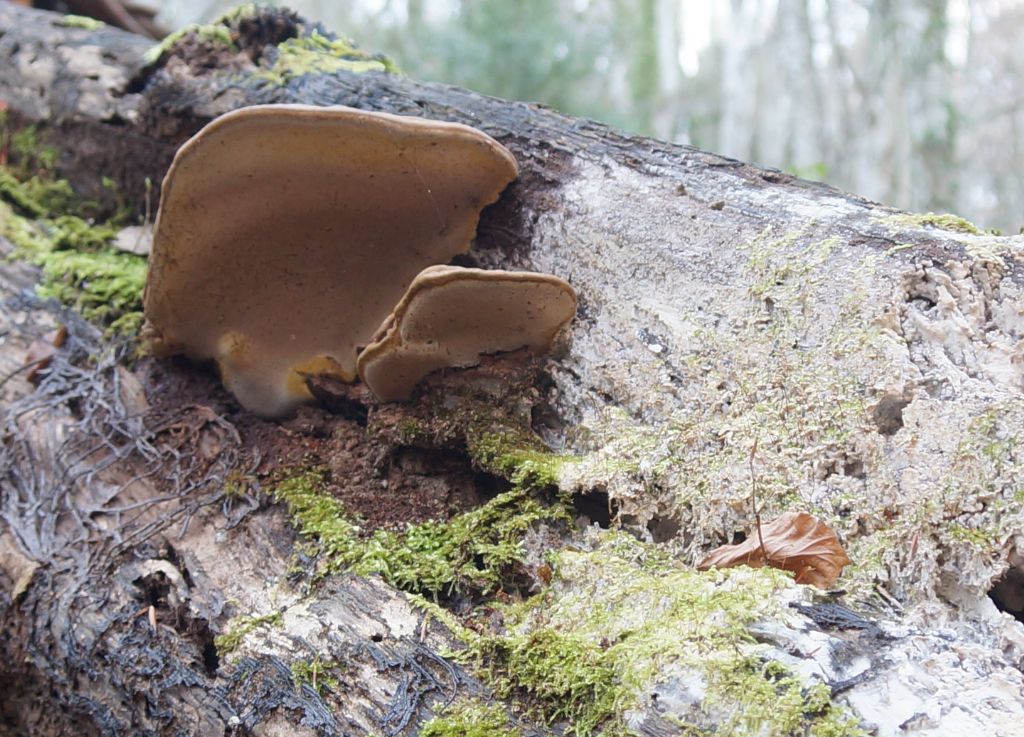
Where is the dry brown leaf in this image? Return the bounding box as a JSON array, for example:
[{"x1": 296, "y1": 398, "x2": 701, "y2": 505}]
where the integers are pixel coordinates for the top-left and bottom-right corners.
[
  {"x1": 698, "y1": 511, "x2": 851, "y2": 588},
  {"x1": 24, "y1": 326, "x2": 67, "y2": 384}
]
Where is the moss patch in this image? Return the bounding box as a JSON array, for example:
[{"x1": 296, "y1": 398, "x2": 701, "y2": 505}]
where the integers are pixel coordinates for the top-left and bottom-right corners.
[
  {"x1": 273, "y1": 469, "x2": 569, "y2": 596},
  {"x1": 421, "y1": 699, "x2": 522, "y2": 737},
  {"x1": 881, "y1": 212, "x2": 990, "y2": 236},
  {"x1": 258, "y1": 29, "x2": 399, "y2": 85},
  {"x1": 147, "y1": 5, "x2": 397, "y2": 80},
  {"x1": 57, "y1": 14, "x2": 105, "y2": 30},
  {"x1": 215, "y1": 611, "x2": 283, "y2": 655},
  {"x1": 290, "y1": 656, "x2": 342, "y2": 695},
  {"x1": 460, "y1": 532, "x2": 865, "y2": 737},
  {"x1": 1, "y1": 192, "x2": 145, "y2": 334},
  {"x1": 468, "y1": 429, "x2": 579, "y2": 488},
  {"x1": 0, "y1": 120, "x2": 145, "y2": 334},
  {"x1": 142, "y1": 6, "x2": 246, "y2": 64},
  {"x1": 559, "y1": 227, "x2": 896, "y2": 592},
  {"x1": 0, "y1": 170, "x2": 75, "y2": 217}
]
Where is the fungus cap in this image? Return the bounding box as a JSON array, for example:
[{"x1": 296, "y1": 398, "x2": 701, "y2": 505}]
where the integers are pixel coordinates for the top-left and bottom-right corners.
[
  {"x1": 357, "y1": 265, "x2": 577, "y2": 402},
  {"x1": 143, "y1": 104, "x2": 518, "y2": 416}
]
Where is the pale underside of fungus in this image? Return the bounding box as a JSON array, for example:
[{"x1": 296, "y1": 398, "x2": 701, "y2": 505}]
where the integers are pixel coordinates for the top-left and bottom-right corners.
[
  {"x1": 357, "y1": 265, "x2": 578, "y2": 402},
  {"x1": 143, "y1": 104, "x2": 518, "y2": 416}
]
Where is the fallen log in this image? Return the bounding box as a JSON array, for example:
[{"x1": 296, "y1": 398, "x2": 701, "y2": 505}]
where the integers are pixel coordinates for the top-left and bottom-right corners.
[{"x1": 2, "y1": 4, "x2": 1024, "y2": 736}]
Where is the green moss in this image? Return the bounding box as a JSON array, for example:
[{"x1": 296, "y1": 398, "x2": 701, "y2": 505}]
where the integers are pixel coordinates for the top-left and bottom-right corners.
[
  {"x1": 0, "y1": 122, "x2": 62, "y2": 206},
  {"x1": 34, "y1": 247, "x2": 145, "y2": 325},
  {"x1": 258, "y1": 29, "x2": 399, "y2": 85},
  {"x1": 421, "y1": 699, "x2": 522, "y2": 737},
  {"x1": 155, "y1": 24, "x2": 235, "y2": 62},
  {"x1": 935, "y1": 405, "x2": 1021, "y2": 554},
  {"x1": 396, "y1": 419, "x2": 428, "y2": 445},
  {"x1": 272, "y1": 416, "x2": 578, "y2": 595},
  {"x1": 57, "y1": 14, "x2": 105, "y2": 30},
  {"x1": 143, "y1": 10, "x2": 241, "y2": 65},
  {"x1": 744, "y1": 231, "x2": 839, "y2": 324},
  {"x1": 222, "y1": 470, "x2": 252, "y2": 500},
  {"x1": 478, "y1": 627, "x2": 620, "y2": 735},
  {"x1": 883, "y1": 242, "x2": 916, "y2": 256},
  {"x1": 562, "y1": 225, "x2": 895, "y2": 603},
  {"x1": 0, "y1": 156, "x2": 145, "y2": 333},
  {"x1": 273, "y1": 469, "x2": 569, "y2": 596},
  {"x1": 290, "y1": 656, "x2": 341, "y2": 694},
  {"x1": 882, "y1": 212, "x2": 988, "y2": 236},
  {"x1": 1, "y1": 201, "x2": 145, "y2": 331},
  {"x1": 215, "y1": 611, "x2": 283, "y2": 655},
  {"x1": 708, "y1": 658, "x2": 864, "y2": 737},
  {"x1": 460, "y1": 532, "x2": 864, "y2": 737},
  {"x1": 946, "y1": 523, "x2": 999, "y2": 548},
  {"x1": 147, "y1": 6, "x2": 397, "y2": 81},
  {"x1": 468, "y1": 430, "x2": 578, "y2": 487},
  {"x1": 215, "y1": 2, "x2": 262, "y2": 24},
  {"x1": 407, "y1": 593, "x2": 477, "y2": 640},
  {"x1": 0, "y1": 171, "x2": 75, "y2": 217},
  {"x1": 7, "y1": 125, "x2": 59, "y2": 174}
]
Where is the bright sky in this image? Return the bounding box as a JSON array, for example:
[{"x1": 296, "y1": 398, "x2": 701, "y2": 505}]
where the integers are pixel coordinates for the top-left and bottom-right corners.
[{"x1": 679, "y1": 0, "x2": 713, "y2": 77}]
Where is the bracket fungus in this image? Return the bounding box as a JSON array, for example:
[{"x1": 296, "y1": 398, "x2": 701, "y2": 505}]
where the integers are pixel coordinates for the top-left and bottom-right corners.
[
  {"x1": 143, "y1": 104, "x2": 518, "y2": 416},
  {"x1": 357, "y1": 265, "x2": 577, "y2": 402}
]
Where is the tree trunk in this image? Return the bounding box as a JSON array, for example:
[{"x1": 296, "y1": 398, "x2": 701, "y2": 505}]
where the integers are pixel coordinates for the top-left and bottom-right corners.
[{"x1": 2, "y1": 4, "x2": 1024, "y2": 736}]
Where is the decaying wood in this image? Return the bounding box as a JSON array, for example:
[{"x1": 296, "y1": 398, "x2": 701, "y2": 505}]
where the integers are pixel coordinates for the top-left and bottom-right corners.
[
  {"x1": 3, "y1": 4, "x2": 1024, "y2": 736},
  {"x1": 0, "y1": 248, "x2": 496, "y2": 736}
]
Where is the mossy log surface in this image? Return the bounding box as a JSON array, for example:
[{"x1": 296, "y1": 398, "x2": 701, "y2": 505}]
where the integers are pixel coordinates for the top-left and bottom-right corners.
[{"x1": 2, "y1": 4, "x2": 1024, "y2": 737}]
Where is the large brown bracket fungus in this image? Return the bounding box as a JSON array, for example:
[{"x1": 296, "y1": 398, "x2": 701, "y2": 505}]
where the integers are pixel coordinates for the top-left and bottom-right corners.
[
  {"x1": 357, "y1": 266, "x2": 578, "y2": 402},
  {"x1": 143, "y1": 104, "x2": 519, "y2": 416}
]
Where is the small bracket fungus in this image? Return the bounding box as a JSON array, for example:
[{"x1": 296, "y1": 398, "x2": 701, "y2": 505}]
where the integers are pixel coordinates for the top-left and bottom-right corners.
[
  {"x1": 143, "y1": 104, "x2": 517, "y2": 416},
  {"x1": 357, "y1": 265, "x2": 577, "y2": 402}
]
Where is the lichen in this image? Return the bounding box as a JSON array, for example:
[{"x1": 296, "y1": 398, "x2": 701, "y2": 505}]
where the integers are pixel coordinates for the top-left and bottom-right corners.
[
  {"x1": 836, "y1": 398, "x2": 1024, "y2": 601},
  {"x1": 215, "y1": 611, "x2": 283, "y2": 655},
  {"x1": 946, "y1": 523, "x2": 999, "y2": 548},
  {"x1": 457, "y1": 532, "x2": 865, "y2": 737},
  {"x1": 273, "y1": 469, "x2": 569, "y2": 596},
  {"x1": 257, "y1": 28, "x2": 399, "y2": 85},
  {"x1": 560, "y1": 227, "x2": 894, "y2": 586},
  {"x1": 421, "y1": 699, "x2": 522, "y2": 737},
  {"x1": 551, "y1": 214, "x2": 1024, "y2": 628}
]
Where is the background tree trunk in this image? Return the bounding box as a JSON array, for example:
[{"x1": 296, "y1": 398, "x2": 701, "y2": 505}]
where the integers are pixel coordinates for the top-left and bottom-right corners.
[{"x1": 2, "y1": 4, "x2": 1024, "y2": 736}]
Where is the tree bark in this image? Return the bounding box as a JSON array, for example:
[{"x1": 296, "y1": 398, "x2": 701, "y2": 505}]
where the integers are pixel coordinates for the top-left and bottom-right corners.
[{"x1": 2, "y1": 4, "x2": 1024, "y2": 736}]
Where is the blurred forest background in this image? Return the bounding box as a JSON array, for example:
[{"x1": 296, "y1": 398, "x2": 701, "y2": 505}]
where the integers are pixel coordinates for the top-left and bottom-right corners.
[{"x1": 158, "y1": 0, "x2": 1023, "y2": 233}]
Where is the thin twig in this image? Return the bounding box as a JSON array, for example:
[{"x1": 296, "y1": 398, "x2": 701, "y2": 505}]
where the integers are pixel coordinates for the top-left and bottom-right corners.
[{"x1": 749, "y1": 437, "x2": 769, "y2": 564}]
